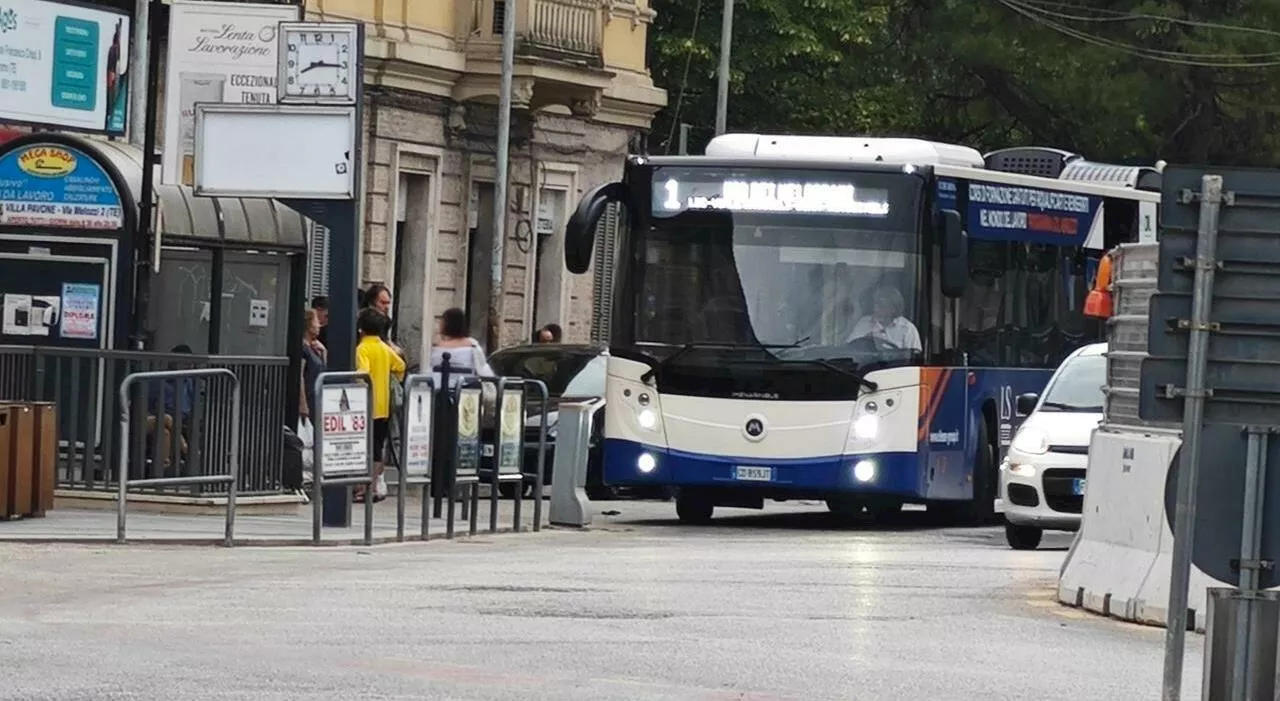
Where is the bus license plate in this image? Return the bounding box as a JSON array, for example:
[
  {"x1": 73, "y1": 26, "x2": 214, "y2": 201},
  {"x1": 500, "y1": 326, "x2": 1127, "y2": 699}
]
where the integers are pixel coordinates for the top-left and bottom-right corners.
[
  {"x1": 1072, "y1": 478, "x2": 1086, "y2": 496},
  {"x1": 735, "y1": 466, "x2": 773, "y2": 482}
]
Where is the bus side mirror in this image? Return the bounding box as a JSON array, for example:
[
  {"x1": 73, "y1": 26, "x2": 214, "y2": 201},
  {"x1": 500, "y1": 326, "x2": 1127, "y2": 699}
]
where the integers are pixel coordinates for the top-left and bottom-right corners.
[
  {"x1": 565, "y1": 181, "x2": 630, "y2": 275},
  {"x1": 938, "y1": 209, "x2": 967, "y2": 298}
]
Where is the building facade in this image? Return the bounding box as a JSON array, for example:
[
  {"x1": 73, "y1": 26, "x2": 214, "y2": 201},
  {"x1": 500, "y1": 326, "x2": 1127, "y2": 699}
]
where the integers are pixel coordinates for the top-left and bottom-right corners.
[{"x1": 303, "y1": 0, "x2": 666, "y2": 363}]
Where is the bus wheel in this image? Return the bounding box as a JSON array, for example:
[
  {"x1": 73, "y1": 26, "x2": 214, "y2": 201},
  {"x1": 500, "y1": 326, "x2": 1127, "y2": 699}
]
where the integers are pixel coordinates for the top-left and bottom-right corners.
[
  {"x1": 826, "y1": 497, "x2": 863, "y2": 520},
  {"x1": 676, "y1": 492, "x2": 714, "y2": 524},
  {"x1": 866, "y1": 499, "x2": 902, "y2": 522}
]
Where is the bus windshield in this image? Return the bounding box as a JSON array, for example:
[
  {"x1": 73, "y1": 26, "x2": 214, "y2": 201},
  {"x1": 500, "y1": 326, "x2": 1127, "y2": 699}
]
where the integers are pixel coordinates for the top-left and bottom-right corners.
[{"x1": 632, "y1": 166, "x2": 925, "y2": 366}]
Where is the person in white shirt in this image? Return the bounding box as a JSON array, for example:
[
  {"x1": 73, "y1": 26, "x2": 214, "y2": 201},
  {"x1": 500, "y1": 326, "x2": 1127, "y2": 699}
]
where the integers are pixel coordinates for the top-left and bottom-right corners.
[{"x1": 846, "y1": 286, "x2": 922, "y2": 352}]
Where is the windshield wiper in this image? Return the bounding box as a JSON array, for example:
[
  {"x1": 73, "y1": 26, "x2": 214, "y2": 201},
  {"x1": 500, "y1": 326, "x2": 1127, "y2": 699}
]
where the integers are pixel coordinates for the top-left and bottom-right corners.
[
  {"x1": 797, "y1": 358, "x2": 879, "y2": 393},
  {"x1": 1039, "y1": 401, "x2": 1101, "y2": 412},
  {"x1": 639, "y1": 339, "x2": 810, "y2": 384}
]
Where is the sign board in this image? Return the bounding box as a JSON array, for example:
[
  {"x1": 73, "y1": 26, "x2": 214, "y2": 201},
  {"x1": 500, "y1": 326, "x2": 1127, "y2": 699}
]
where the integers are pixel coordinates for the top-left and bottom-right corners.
[
  {"x1": 0, "y1": 143, "x2": 124, "y2": 229},
  {"x1": 936, "y1": 177, "x2": 1106, "y2": 249},
  {"x1": 1139, "y1": 165, "x2": 1280, "y2": 426},
  {"x1": 1164, "y1": 424, "x2": 1280, "y2": 590},
  {"x1": 192, "y1": 103, "x2": 356, "y2": 199},
  {"x1": 455, "y1": 384, "x2": 482, "y2": 479},
  {"x1": 161, "y1": 0, "x2": 300, "y2": 186},
  {"x1": 402, "y1": 380, "x2": 432, "y2": 477},
  {"x1": 319, "y1": 383, "x2": 368, "y2": 476},
  {"x1": 497, "y1": 386, "x2": 524, "y2": 476},
  {"x1": 0, "y1": 0, "x2": 130, "y2": 134}
]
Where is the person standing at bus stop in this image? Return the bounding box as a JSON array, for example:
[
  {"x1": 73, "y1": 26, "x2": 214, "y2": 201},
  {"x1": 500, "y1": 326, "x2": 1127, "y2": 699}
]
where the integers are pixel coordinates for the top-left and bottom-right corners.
[{"x1": 354, "y1": 308, "x2": 405, "y2": 503}]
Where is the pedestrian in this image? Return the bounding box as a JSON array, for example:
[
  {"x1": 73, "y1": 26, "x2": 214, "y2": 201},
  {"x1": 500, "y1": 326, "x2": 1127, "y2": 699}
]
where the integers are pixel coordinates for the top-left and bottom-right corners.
[
  {"x1": 429, "y1": 307, "x2": 494, "y2": 391},
  {"x1": 299, "y1": 308, "x2": 327, "y2": 421},
  {"x1": 311, "y1": 296, "x2": 329, "y2": 347},
  {"x1": 544, "y1": 323, "x2": 563, "y2": 343},
  {"x1": 534, "y1": 326, "x2": 553, "y2": 343},
  {"x1": 361, "y1": 283, "x2": 404, "y2": 357},
  {"x1": 354, "y1": 307, "x2": 405, "y2": 503}
]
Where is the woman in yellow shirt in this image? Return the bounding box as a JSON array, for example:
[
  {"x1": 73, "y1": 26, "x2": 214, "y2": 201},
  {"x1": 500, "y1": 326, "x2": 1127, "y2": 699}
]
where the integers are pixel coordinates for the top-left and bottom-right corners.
[{"x1": 355, "y1": 308, "x2": 405, "y2": 502}]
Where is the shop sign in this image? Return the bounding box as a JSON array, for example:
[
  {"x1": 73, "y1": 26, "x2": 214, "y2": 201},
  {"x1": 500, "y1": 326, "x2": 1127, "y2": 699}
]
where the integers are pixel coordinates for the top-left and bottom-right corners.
[{"x1": 0, "y1": 143, "x2": 124, "y2": 229}]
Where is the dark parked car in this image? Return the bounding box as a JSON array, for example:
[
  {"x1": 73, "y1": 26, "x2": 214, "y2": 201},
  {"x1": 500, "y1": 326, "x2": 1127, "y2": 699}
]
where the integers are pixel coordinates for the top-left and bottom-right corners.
[{"x1": 487, "y1": 343, "x2": 666, "y2": 501}]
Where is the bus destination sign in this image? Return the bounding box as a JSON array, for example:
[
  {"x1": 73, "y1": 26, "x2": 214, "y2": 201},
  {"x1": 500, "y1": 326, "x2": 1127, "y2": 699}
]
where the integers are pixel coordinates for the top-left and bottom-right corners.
[{"x1": 653, "y1": 171, "x2": 891, "y2": 217}]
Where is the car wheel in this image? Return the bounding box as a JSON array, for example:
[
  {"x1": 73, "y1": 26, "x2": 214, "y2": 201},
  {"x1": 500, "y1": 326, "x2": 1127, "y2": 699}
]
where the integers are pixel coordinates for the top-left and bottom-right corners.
[
  {"x1": 676, "y1": 492, "x2": 714, "y2": 524},
  {"x1": 1005, "y1": 523, "x2": 1043, "y2": 550},
  {"x1": 586, "y1": 485, "x2": 619, "y2": 501}
]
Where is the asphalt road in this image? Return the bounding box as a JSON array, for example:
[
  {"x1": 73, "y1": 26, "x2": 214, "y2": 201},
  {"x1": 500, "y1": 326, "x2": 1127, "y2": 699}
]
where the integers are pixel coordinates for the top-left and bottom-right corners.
[{"x1": 0, "y1": 499, "x2": 1202, "y2": 700}]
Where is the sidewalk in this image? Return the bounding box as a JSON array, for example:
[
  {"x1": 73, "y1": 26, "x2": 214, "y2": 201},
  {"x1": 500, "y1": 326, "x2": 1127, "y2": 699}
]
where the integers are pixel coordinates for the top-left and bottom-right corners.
[{"x1": 0, "y1": 492, "x2": 551, "y2": 545}]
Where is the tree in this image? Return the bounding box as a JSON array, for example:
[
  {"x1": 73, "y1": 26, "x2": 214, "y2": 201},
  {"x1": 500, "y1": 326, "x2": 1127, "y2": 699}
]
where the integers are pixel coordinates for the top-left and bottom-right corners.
[{"x1": 647, "y1": 0, "x2": 1280, "y2": 164}]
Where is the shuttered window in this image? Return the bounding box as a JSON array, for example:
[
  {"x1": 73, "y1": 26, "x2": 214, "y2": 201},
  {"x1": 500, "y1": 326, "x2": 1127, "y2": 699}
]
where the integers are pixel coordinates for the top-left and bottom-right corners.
[{"x1": 306, "y1": 220, "x2": 330, "y2": 299}]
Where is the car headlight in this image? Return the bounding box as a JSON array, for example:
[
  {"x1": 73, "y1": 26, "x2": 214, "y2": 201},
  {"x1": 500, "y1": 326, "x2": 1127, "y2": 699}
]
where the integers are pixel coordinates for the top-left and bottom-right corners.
[
  {"x1": 1011, "y1": 428, "x2": 1049, "y2": 455},
  {"x1": 1006, "y1": 462, "x2": 1036, "y2": 478},
  {"x1": 853, "y1": 414, "x2": 879, "y2": 440}
]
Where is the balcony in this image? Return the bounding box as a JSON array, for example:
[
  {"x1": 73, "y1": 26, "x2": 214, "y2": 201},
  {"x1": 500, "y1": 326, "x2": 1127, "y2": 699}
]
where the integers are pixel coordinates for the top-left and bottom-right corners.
[{"x1": 476, "y1": 0, "x2": 603, "y2": 67}]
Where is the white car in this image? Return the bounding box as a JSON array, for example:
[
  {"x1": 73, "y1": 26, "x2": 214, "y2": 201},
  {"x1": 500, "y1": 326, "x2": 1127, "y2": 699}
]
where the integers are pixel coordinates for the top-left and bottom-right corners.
[{"x1": 999, "y1": 342, "x2": 1107, "y2": 550}]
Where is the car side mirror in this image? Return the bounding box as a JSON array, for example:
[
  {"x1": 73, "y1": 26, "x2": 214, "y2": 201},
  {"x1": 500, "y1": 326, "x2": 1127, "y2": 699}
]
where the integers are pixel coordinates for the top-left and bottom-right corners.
[
  {"x1": 565, "y1": 181, "x2": 630, "y2": 275},
  {"x1": 1016, "y1": 392, "x2": 1039, "y2": 417}
]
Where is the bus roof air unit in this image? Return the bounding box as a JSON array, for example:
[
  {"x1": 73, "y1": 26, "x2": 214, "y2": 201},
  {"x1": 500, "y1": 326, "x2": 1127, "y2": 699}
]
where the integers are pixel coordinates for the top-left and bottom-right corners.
[
  {"x1": 983, "y1": 146, "x2": 1083, "y2": 178},
  {"x1": 705, "y1": 133, "x2": 986, "y2": 168},
  {"x1": 1059, "y1": 160, "x2": 1165, "y2": 193}
]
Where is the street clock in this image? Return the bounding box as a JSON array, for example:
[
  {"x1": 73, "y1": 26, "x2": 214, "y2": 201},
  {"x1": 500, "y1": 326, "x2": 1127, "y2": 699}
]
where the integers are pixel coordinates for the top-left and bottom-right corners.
[{"x1": 276, "y1": 22, "x2": 360, "y2": 104}]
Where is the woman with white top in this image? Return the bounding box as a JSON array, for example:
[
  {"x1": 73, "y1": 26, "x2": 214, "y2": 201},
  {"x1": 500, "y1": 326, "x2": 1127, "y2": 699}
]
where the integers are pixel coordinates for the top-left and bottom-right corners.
[{"x1": 429, "y1": 307, "x2": 494, "y2": 390}]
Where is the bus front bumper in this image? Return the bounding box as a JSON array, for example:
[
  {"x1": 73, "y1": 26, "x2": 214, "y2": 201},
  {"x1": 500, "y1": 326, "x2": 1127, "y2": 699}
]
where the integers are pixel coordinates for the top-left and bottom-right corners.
[{"x1": 602, "y1": 438, "x2": 923, "y2": 497}]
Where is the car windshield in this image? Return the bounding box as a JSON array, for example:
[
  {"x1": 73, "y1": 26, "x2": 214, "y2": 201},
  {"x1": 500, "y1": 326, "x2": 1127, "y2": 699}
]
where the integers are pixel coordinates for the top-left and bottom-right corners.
[
  {"x1": 487, "y1": 348, "x2": 606, "y2": 398},
  {"x1": 1040, "y1": 352, "x2": 1106, "y2": 412},
  {"x1": 634, "y1": 166, "x2": 924, "y2": 367}
]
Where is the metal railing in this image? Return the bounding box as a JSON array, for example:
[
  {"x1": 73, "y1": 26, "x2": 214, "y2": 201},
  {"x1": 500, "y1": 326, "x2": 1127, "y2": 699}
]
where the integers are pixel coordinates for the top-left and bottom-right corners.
[
  {"x1": 0, "y1": 346, "x2": 289, "y2": 495},
  {"x1": 117, "y1": 369, "x2": 241, "y2": 544},
  {"x1": 480, "y1": 0, "x2": 603, "y2": 59}
]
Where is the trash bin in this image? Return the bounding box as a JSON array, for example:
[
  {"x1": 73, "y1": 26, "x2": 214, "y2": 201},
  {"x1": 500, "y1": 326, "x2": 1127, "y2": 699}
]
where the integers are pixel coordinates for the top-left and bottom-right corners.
[{"x1": 0, "y1": 402, "x2": 57, "y2": 519}]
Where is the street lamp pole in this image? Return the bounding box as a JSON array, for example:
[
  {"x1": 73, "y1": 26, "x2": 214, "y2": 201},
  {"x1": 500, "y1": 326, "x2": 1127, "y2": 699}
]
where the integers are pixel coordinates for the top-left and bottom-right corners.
[
  {"x1": 489, "y1": 0, "x2": 517, "y2": 350},
  {"x1": 714, "y1": 0, "x2": 735, "y2": 135}
]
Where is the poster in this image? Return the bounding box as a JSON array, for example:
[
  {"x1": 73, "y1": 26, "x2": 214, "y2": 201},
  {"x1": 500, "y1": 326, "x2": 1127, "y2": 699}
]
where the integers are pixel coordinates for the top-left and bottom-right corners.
[
  {"x1": 319, "y1": 383, "x2": 368, "y2": 476},
  {"x1": 0, "y1": 0, "x2": 131, "y2": 134},
  {"x1": 2, "y1": 293, "x2": 60, "y2": 336},
  {"x1": 455, "y1": 386, "x2": 481, "y2": 478},
  {"x1": 161, "y1": 1, "x2": 300, "y2": 186},
  {"x1": 0, "y1": 143, "x2": 125, "y2": 229},
  {"x1": 498, "y1": 390, "x2": 523, "y2": 474},
  {"x1": 59, "y1": 282, "x2": 99, "y2": 340},
  {"x1": 402, "y1": 383, "x2": 432, "y2": 477}
]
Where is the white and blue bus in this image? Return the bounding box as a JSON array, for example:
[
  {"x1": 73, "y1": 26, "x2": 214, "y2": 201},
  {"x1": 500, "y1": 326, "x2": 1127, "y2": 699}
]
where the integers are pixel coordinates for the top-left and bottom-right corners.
[{"x1": 563, "y1": 134, "x2": 1161, "y2": 524}]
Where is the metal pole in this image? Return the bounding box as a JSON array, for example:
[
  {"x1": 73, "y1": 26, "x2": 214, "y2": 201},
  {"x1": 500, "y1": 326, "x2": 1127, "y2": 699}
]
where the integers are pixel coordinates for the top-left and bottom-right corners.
[
  {"x1": 714, "y1": 0, "x2": 735, "y2": 135},
  {"x1": 128, "y1": 0, "x2": 150, "y2": 146},
  {"x1": 1162, "y1": 174, "x2": 1224, "y2": 701},
  {"x1": 678, "y1": 124, "x2": 691, "y2": 155},
  {"x1": 1231, "y1": 429, "x2": 1268, "y2": 701},
  {"x1": 489, "y1": 0, "x2": 517, "y2": 351},
  {"x1": 131, "y1": 0, "x2": 162, "y2": 350}
]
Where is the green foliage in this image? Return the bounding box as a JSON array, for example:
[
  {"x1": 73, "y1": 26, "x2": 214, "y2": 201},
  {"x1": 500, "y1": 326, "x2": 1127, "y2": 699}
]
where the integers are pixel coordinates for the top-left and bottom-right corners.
[{"x1": 647, "y1": 0, "x2": 1280, "y2": 165}]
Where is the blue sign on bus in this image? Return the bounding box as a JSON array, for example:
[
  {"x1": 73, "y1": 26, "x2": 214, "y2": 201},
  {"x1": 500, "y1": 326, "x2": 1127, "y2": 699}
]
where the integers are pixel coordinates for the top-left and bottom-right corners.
[{"x1": 937, "y1": 176, "x2": 1104, "y2": 247}]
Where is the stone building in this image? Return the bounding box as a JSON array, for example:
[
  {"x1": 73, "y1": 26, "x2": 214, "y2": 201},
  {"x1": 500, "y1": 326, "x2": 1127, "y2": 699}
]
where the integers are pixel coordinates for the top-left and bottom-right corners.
[{"x1": 303, "y1": 0, "x2": 666, "y2": 362}]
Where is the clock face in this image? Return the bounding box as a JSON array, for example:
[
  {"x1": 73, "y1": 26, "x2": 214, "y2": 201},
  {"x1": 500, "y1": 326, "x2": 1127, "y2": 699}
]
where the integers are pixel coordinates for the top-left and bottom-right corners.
[{"x1": 284, "y1": 29, "x2": 352, "y2": 99}]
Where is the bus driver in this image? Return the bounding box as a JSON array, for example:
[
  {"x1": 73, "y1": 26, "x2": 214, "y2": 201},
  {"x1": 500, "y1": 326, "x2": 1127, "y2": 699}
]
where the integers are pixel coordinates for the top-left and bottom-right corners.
[{"x1": 846, "y1": 286, "x2": 922, "y2": 352}]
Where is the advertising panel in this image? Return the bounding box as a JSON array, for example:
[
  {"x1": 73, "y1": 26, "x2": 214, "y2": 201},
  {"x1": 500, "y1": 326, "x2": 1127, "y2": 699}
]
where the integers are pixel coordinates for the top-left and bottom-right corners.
[{"x1": 0, "y1": 0, "x2": 130, "y2": 133}]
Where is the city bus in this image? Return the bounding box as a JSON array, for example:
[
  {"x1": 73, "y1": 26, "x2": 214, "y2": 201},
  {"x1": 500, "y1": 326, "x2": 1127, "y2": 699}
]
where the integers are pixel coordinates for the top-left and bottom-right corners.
[{"x1": 563, "y1": 134, "x2": 1161, "y2": 524}]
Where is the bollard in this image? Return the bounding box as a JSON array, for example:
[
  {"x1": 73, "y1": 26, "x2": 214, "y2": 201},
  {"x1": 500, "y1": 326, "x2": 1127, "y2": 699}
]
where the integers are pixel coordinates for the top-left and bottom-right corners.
[
  {"x1": 396, "y1": 374, "x2": 435, "y2": 542},
  {"x1": 447, "y1": 377, "x2": 483, "y2": 539},
  {"x1": 431, "y1": 353, "x2": 454, "y2": 518},
  {"x1": 311, "y1": 371, "x2": 376, "y2": 546},
  {"x1": 549, "y1": 398, "x2": 602, "y2": 527},
  {"x1": 524, "y1": 379, "x2": 550, "y2": 532}
]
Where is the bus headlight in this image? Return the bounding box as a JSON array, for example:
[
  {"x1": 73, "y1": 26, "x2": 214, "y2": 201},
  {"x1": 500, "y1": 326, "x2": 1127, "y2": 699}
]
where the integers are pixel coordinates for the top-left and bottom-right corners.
[
  {"x1": 637, "y1": 452, "x2": 657, "y2": 473},
  {"x1": 853, "y1": 414, "x2": 880, "y2": 440},
  {"x1": 636, "y1": 407, "x2": 658, "y2": 430},
  {"x1": 853, "y1": 460, "x2": 876, "y2": 482}
]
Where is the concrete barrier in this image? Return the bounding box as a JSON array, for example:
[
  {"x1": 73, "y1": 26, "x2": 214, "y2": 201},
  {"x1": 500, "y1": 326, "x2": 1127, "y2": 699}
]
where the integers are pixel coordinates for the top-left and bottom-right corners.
[{"x1": 1057, "y1": 426, "x2": 1225, "y2": 630}]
